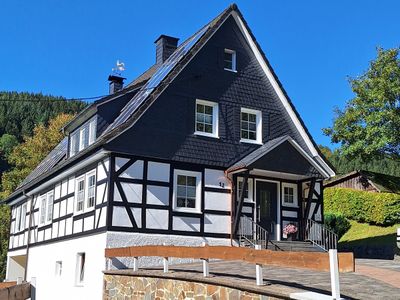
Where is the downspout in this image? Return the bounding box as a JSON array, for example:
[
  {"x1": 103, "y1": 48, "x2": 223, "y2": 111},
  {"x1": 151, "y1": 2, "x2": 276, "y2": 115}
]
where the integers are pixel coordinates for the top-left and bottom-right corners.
[
  {"x1": 23, "y1": 190, "x2": 33, "y2": 282},
  {"x1": 224, "y1": 170, "x2": 234, "y2": 246}
]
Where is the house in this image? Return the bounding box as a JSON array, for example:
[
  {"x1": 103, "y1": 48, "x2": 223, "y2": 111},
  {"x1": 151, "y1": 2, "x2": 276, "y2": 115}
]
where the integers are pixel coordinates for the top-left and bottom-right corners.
[
  {"x1": 4, "y1": 4, "x2": 335, "y2": 300},
  {"x1": 324, "y1": 170, "x2": 400, "y2": 194}
]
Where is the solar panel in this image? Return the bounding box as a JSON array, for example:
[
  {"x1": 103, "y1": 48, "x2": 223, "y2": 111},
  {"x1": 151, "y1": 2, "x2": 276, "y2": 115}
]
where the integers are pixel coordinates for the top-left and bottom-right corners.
[
  {"x1": 103, "y1": 24, "x2": 209, "y2": 135},
  {"x1": 19, "y1": 137, "x2": 68, "y2": 188}
]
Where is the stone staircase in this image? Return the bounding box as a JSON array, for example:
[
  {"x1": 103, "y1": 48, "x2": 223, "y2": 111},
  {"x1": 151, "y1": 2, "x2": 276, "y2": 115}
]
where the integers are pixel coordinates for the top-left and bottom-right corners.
[{"x1": 268, "y1": 240, "x2": 325, "y2": 252}]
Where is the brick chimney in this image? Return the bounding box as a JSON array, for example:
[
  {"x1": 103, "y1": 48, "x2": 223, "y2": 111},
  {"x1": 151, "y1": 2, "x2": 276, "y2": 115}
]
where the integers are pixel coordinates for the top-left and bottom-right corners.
[
  {"x1": 154, "y1": 35, "x2": 179, "y2": 64},
  {"x1": 108, "y1": 75, "x2": 125, "y2": 94}
]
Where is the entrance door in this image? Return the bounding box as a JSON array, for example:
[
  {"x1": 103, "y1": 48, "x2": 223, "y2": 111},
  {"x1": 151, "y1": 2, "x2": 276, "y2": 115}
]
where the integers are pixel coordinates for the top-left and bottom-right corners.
[{"x1": 256, "y1": 181, "x2": 277, "y2": 239}]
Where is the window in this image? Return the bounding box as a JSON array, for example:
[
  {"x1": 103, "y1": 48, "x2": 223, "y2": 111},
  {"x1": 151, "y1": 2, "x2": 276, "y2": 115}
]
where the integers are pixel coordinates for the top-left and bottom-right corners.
[
  {"x1": 173, "y1": 170, "x2": 201, "y2": 212},
  {"x1": 47, "y1": 192, "x2": 54, "y2": 222},
  {"x1": 55, "y1": 261, "x2": 62, "y2": 277},
  {"x1": 224, "y1": 49, "x2": 236, "y2": 72},
  {"x1": 282, "y1": 183, "x2": 298, "y2": 207},
  {"x1": 240, "y1": 108, "x2": 262, "y2": 144},
  {"x1": 39, "y1": 195, "x2": 47, "y2": 225},
  {"x1": 195, "y1": 99, "x2": 218, "y2": 138},
  {"x1": 15, "y1": 206, "x2": 21, "y2": 232},
  {"x1": 75, "y1": 253, "x2": 85, "y2": 285},
  {"x1": 87, "y1": 173, "x2": 96, "y2": 209},
  {"x1": 76, "y1": 176, "x2": 85, "y2": 212},
  {"x1": 75, "y1": 171, "x2": 96, "y2": 214},
  {"x1": 70, "y1": 116, "x2": 97, "y2": 157},
  {"x1": 20, "y1": 203, "x2": 27, "y2": 231},
  {"x1": 237, "y1": 177, "x2": 253, "y2": 202},
  {"x1": 39, "y1": 191, "x2": 54, "y2": 225}
]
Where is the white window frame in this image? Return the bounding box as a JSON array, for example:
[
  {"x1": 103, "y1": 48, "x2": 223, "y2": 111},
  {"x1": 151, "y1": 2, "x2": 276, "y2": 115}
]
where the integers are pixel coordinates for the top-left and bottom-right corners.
[
  {"x1": 75, "y1": 252, "x2": 85, "y2": 286},
  {"x1": 15, "y1": 205, "x2": 21, "y2": 232},
  {"x1": 240, "y1": 107, "x2": 262, "y2": 144},
  {"x1": 237, "y1": 177, "x2": 253, "y2": 202},
  {"x1": 39, "y1": 194, "x2": 47, "y2": 226},
  {"x1": 282, "y1": 182, "x2": 298, "y2": 207},
  {"x1": 173, "y1": 169, "x2": 202, "y2": 213},
  {"x1": 75, "y1": 175, "x2": 86, "y2": 214},
  {"x1": 20, "y1": 203, "x2": 27, "y2": 231},
  {"x1": 70, "y1": 131, "x2": 78, "y2": 157},
  {"x1": 46, "y1": 191, "x2": 54, "y2": 223},
  {"x1": 75, "y1": 170, "x2": 96, "y2": 214},
  {"x1": 195, "y1": 99, "x2": 219, "y2": 138},
  {"x1": 224, "y1": 49, "x2": 237, "y2": 72},
  {"x1": 55, "y1": 261, "x2": 62, "y2": 277},
  {"x1": 79, "y1": 127, "x2": 86, "y2": 151},
  {"x1": 86, "y1": 171, "x2": 96, "y2": 209},
  {"x1": 88, "y1": 118, "x2": 96, "y2": 145}
]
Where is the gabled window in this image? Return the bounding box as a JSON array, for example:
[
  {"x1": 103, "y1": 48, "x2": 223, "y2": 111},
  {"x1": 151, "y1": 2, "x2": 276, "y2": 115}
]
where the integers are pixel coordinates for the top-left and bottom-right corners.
[
  {"x1": 70, "y1": 116, "x2": 97, "y2": 157},
  {"x1": 224, "y1": 49, "x2": 236, "y2": 72},
  {"x1": 240, "y1": 108, "x2": 262, "y2": 144},
  {"x1": 173, "y1": 170, "x2": 201, "y2": 212},
  {"x1": 282, "y1": 183, "x2": 298, "y2": 207},
  {"x1": 195, "y1": 99, "x2": 218, "y2": 138},
  {"x1": 75, "y1": 171, "x2": 96, "y2": 214}
]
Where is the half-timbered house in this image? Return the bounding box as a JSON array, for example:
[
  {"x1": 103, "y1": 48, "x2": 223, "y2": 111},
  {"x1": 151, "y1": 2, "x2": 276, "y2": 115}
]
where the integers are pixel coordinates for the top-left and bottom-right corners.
[{"x1": 5, "y1": 4, "x2": 335, "y2": 299}]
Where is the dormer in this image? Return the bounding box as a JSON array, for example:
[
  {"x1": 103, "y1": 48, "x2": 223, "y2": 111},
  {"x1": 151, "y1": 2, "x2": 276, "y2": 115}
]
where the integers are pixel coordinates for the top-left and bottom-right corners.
[{"x1": 69, "y1": 115, "x2": 97, "y2": 157}]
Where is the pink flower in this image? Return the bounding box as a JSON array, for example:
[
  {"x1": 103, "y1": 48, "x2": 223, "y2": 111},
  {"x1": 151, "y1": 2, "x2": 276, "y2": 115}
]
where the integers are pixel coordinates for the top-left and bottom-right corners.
[{"x1": 283, "y1": 223, "x2": 298, "y2": 235}]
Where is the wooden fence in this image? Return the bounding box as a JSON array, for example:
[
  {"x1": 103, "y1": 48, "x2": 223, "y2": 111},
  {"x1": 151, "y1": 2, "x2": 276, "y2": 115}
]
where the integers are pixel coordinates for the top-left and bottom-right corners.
[{"x1": 105, "y1": 244, "x2": 355, "y2": 273}]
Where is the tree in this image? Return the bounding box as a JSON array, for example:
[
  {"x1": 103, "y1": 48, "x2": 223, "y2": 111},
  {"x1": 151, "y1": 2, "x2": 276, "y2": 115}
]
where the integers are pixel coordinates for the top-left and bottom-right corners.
[
  {"x1": 1, "y1": 113, "x2": 74, "y2": 198},
  {"x1": 0, "y1": 134, "x2": 18, "y2": 159},
  {"x1": 323, "y1": 47, "x2": 400, "y2": 160}
]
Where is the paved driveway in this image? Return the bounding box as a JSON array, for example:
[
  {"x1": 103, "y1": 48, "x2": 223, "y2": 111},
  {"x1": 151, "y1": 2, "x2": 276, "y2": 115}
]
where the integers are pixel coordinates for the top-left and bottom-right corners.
[{"x1": 135, "y1": 258, "x2": 400, "y2": 300}]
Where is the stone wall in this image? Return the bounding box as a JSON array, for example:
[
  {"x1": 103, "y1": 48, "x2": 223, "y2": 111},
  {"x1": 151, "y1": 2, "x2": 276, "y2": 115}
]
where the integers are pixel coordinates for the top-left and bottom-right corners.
[{"x1": 103, "y1": 275, "x2": 278, "y2": 300}]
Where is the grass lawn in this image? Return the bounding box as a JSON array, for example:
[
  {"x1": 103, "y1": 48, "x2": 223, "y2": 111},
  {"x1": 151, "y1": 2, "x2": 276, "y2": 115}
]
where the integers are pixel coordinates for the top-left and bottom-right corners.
[{"x1": 339, "y1": 221, "x2": 400, "y2": 257}]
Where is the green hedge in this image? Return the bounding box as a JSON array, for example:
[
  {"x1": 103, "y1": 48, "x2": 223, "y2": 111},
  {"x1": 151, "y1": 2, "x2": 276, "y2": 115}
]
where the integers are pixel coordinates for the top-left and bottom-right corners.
[
  {"x1": 324, "y1": 213, "x2": 351, "y2": 239},
  {"x1": 324, "y1": 187, "x2": 400, "y2": 225}
]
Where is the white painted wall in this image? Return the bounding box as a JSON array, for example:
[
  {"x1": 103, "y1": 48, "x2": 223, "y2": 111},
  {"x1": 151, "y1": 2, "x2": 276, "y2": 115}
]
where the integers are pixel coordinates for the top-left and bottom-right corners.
[
  {"x1": 26, "y1": 233, "x2": 107, "y2": 300},
  {"x1": 106, "y1": 231, "x2": 231, "y2": 269}
]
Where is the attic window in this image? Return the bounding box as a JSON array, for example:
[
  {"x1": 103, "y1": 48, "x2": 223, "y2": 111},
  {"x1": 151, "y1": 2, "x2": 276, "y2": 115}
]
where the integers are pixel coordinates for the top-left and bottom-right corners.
[
  {"x1": 240, "y1": 108, "x2": 262, "y2": 144},
  {"x1": 70, "y1": 116, "x2": 97, "y2": 157},
  {"x1": 224, "y1": 49, "x2": 236, "y2": 72},
  {"x1": 195, "y1": 99, "x2": 218, "y2": 138}
]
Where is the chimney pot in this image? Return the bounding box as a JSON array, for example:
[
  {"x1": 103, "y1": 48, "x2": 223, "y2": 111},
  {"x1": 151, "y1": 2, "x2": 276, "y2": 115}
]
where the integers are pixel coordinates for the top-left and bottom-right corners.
[
  {"x1": 108, "y1": 75, "x2": 126, "y2": 94},
  {"x1": 154, "y1": 35, "x2": 179, "y2": 64}
]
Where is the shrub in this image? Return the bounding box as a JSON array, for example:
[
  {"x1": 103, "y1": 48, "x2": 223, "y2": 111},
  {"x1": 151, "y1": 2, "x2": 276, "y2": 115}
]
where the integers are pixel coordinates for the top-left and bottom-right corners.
[
  {"x1": 324, "y1": 187, "x2": 400, "y2": 225},
  {"x1": 324, "y1": 213, "x2": 351, "y2": 239}
]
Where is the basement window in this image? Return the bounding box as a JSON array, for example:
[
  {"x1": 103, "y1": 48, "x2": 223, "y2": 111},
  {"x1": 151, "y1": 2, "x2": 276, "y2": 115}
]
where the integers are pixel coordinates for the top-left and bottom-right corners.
[
  {"x1": 75, "y1": 253, "x2": 85, "y2": 286},
  {"x1": 224, "y1": 49, "x2": 237, "y2": 72}
]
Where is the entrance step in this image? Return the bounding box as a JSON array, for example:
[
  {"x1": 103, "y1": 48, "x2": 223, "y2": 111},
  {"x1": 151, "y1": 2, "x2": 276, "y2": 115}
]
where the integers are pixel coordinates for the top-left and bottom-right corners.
[{"x1": 269, "y1": 241, "x2": 325, "y2": 252}]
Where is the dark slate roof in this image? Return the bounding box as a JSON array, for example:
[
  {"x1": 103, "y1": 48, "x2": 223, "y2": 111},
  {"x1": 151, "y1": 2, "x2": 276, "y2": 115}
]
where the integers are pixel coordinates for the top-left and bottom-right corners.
[
  {"x1": 227, "y1": 135, "x2": 290, "y2": 172},
  {"x1": 18, "y1": 137, "x2": 68, "y2": 188},
  {"x1": 325, "y1": 170, "x2": 400, "y2": 194}
]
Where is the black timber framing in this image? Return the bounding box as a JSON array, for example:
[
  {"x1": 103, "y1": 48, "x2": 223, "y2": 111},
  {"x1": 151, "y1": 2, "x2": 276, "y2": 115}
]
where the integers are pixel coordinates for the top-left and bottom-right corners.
[{"x1": 233, "y1": 170, "x2": 250, "y2": 236}]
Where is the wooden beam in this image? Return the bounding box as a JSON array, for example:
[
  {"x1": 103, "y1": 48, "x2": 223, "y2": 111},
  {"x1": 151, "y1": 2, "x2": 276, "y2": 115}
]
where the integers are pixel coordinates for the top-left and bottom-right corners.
[
  {"x1": 104, "y1": 245, "x2": 355, "y2": 273},
  {"x1": 232, "y1": 171, "x2": 249, "y2": 236},
  {"x1": 304, "y1": 178, "x2": 316, "y2": 220}
]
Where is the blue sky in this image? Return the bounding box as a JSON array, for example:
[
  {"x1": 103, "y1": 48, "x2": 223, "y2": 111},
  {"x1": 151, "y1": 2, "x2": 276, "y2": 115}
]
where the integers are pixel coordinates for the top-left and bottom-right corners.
[{"x1": 1, "y1": 1, "x2": 399, "y2": 148}]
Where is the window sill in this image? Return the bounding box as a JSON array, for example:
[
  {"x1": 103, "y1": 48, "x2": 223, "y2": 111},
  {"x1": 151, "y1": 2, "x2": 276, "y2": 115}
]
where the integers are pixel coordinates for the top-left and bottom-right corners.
[
  {"x1": 224, "y1": 68, "x2": 237, "y2": 73},
  {"x1": 173, "y1": 208, "x2": 202, "y2": 214},
  {"x1": 240, "y1": 139, "x2": 262, "y2": 145},
  {"x1": 282, "y1": 203, "x2": 299, "y2": 208},
  {"x1": 194, "y1": 131, "x2": 219, "y2": 139}
]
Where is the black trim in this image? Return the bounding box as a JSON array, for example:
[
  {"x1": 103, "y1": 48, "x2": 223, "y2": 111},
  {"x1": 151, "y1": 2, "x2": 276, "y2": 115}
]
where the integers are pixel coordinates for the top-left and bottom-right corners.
[
  {"x1": 73, "y1": 210, "x2": 95, "y2": 221},
  {"x1": 203, "y1": 209, "x2": 230, "y2": 216},
  {"x1": 204, "y1": 187, "x2": 231, "y2": 194},
  {"x1": 171, "y1": 211, "x2": 202, "y2": 218},
  {"x1": 142, "y1": 160, "x2": 148, "y2": 228},
  {"x1": 37, "y1": 224, "x2": 52, "y2": 231},
  {"x1": 54, "y1": 192, "x2": 75, "y2": 204},
  {"x1": 116, "y1": 181, "x2": 138, "y2": 228},
  {"x1": 95, "y1": 202, "x2": 108, "y2": 209},
  {"x1": 53, "y1": 213, "x2": 73, "y2": 223},
  {"x1": 106, "y1": 154, "x2": 115, "y2": 230}
]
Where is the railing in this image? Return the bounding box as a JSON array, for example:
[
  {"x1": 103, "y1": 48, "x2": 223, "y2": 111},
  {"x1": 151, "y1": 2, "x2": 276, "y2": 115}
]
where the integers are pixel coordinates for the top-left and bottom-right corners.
[
  {"x1": 303, "y1": 219, "x2": 338, "y2": 252},
  {"x1": 238, "y1": 215, "x2": 270, "y2": 249}
]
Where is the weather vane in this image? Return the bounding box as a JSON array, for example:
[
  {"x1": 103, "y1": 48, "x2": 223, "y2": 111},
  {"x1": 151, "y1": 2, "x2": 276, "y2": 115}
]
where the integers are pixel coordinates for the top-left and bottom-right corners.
[{"x1": 112, "y1": 60, "x2": 126, "y2": 76}]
